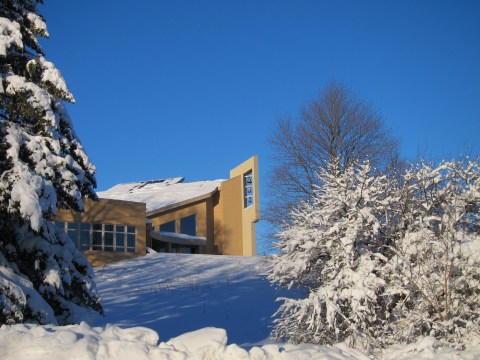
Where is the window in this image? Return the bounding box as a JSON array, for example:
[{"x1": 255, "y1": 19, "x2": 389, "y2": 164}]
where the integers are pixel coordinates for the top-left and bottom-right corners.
[
  {"x1": 92, "y1": 224, "x2": 103, "y2": 250},
  {"x1": 244, "y1": 171, "x2": 254, "y2": 208},
  {"x1": 115, "y1": 232, "x2": 125, "y2": 252},
  {"x1": 54, "y1": 221, "x2": 136, "y2": 253},
  {"x1": 180, "y1": 214, "x2": 196, "y2": 236},
  {"x1": 67, "y1": 222, "x2": 79, "y2": 244},
  {"x1": 104, "y1": 232, "x2": 114, "y2": 251},
  {"x1": 127, "y1": 234, "x2": 136, "y2": 253},
  {"x1": 80, "y1": 223, "x2": 91, "y2": 251},
  {"x1": 160, "y1": 220, "x2": 176, "y2": 233}
]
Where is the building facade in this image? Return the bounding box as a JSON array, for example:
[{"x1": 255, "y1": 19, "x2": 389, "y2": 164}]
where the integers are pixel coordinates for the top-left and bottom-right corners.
[
  {"x1": 55, "y1": 198, "x2": 147, "y2": 267},
  {"x1": 55, "y1": 156, "x2": 260, "y2": 266}
]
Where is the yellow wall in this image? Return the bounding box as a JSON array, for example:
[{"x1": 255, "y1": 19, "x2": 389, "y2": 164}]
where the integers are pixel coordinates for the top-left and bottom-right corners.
[
  {"x1": 217, "y1": 155, "x2": 260, "y2": 256},
  {"x1": 216, "y1": 176, "x2": 243, "y2": 255},
  {"x1": 55, "y1": 198, "x2": 147, "y2": 267}
]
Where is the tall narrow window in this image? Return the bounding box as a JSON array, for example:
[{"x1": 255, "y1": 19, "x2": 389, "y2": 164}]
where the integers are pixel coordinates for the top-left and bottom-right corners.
[
  {"x1": 115, "y1": 225, "x2": 125, "y2": 252},
  {"x1": 104, "y1": 224, "x2": 114, "y2": 252},
  {"x1": 126, "y1": 226, "x2": 136, "y2": 253},
  {"x1": 80, "y1": 223, "x2": 91, "y2": 251},
  {"x1": 244, "y1": 171, "x2": 254, "y2": 208},
  {"x1": 180, "y1": 214, "x2": 196, "y2": 236},
  {"x1": 67, "y1": 222, "x2": 79, "y2": 245},
  {"x1": 92, "y1": 224, "x2": 103, "y2": 250}
]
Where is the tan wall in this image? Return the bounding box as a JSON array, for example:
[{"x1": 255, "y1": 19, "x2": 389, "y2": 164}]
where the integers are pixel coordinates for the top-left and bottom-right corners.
[
  {"x1": 217, "y1": 155, "x2": 260, "y2": 256},
  {"x1": 216, "y1": 176, "x2": 243, "y2": 255},
  {"x1": 55, "y1": 198, "x2": 147, "y2": 267}
]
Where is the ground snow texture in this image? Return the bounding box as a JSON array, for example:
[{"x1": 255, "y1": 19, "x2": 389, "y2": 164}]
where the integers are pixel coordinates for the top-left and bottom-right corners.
[
  {"x1": 1, "y1": 252, "x2": 479, "y2": 359},
  {"x1": 0, "y1": 323, "x2": 369, "y2": 360},
  {"x1": 91, "y1": 252, "x2": 289, "y2": 345}
]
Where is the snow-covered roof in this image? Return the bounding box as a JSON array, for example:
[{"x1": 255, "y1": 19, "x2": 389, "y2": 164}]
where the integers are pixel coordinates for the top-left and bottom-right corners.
[
  {"x1": 97, "y1": 177, "x2": 225, "y2": 214},
  {"x1": 150, "y1": 231, "x2": 207, "y2": 246}
]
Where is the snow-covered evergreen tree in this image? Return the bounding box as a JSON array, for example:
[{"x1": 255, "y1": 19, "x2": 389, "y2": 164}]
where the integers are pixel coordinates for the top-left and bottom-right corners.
[
  {"x1": 387, "y1": 159, "x2": 480, "y2": 346},
  {"x1": 268, "y1": 161, "x2": 392, "y2": 352},
  {"x1": 0, "y1": 0, "x2": 102, "y2": 325}
]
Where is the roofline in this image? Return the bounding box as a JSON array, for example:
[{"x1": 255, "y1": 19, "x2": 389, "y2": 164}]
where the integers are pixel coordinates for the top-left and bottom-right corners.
[
  {"x1": 95, "y1": 197, "x2": 146, "y2": 207},
  {"x1": 146, "y1": 186, "x2": 220, "y2": 217}
]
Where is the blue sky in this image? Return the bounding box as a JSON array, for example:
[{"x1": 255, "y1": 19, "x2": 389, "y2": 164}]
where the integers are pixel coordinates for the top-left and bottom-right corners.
[{"x1": 39, "y1": 1, "x2": 479, "y2": 251}]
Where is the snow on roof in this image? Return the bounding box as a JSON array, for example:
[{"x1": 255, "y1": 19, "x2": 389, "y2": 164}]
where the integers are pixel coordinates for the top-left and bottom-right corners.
[{"x1": 97, "y1": 178, "x2": 225, "y2": 213}]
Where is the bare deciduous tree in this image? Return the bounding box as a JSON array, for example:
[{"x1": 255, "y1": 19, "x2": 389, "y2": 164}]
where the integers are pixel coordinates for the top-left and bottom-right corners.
[{"x1": 266, "y1": 81, "x2": 400, "y2": 225}]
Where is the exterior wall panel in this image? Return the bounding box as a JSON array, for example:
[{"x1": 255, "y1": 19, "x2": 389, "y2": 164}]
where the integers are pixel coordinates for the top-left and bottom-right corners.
[
  {"x1": 55, "y1": 198, "x2": 147, "y2": 267},
  {"x1": 227, "y1": 156, "x2": 260, "y2": 256},
  {"x1": 218, "y1": 176, "x2": 243, "y2": 255}
]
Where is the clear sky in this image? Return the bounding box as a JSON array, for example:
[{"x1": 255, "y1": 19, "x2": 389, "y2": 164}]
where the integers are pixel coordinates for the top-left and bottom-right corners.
[{"x1": 39, "y1": 1, "x2": 479, "y2": 251}]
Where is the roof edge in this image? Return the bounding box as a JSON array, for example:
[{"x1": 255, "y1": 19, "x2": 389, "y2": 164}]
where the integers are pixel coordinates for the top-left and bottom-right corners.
[{"x1": 146, "y1": 187, "x2": 220, "y2": 217}]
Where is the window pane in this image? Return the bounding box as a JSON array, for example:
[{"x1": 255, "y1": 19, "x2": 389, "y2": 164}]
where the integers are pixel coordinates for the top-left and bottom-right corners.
[
  {"x1": 93, "y1": 224, "x2": 102, "y2": 231},
  {"x1": 180, "y1": 215, "x2": 196, "y2": 236},
  {"x1": 92, "y1": 231, "x2": 102, "y2": 250},
  {"x1": 104, "y1": 246, "x2": 114, "y2": 252},
  {"x1": 104, "y1": 232, "x2": 113, "y2": 246},
  {"x1": 127, "y1": 234, "x2": 136, "y2": 248},
  {"x1": 160, "y1": 221, "x2": 175, "y2": 233},
  {"x1": 127, "y1": 226, "x2": 136, "y2": 234},
  {"x1": 116, "y1": 246, "x2": 125, "y2": 252},
  {"x1": 67, "y1": 229, "x2": 79, "y2": 245},
  {"x1": 55, "y1": 221, "x2": 65, "y2": 229},
  {"x1": 80, "y1": 223, "x2": 90, "y2": 231},
  {"x1": 116, "y1": 225, "x2": 125, "y2": 233},
  {"x1": 126, "y1": 247, "x2": 135, "y2": 253},
  {"x1": 80, "y1": 231, "x2": 90, "y2": 251},
  {"x1": 105, "y1": 224, "x2": 114, "y2": 232},
  {"x1": 115, "y1": 233, "x2": 125, "y2": 247},
  {"x1": 68, "y1": 222, "x2": 77, "y2": 230}
]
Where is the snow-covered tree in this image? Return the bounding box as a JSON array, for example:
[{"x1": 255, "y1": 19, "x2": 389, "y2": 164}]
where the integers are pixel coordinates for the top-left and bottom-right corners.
[
  {"x1": 387, "y1": 159, "x2": 480, "y2": 346},
  {"x1": 268, "y1": 161, "x2": 392, "y2": 352},
  {"x1": 0, "y1": 0, "x2": 102, "y2": 325},
  {"x1": 268, "y1": 158, "x2": 480, "y2": 353}
]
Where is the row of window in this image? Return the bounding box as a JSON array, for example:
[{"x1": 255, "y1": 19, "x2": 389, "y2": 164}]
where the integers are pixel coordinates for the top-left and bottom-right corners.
[
  {"x1": 159, "y1": 214, "x2": 196, "y2": 236},
  {"x1": 55, "y1": 222, "x2": 136, "y2": 253},
  {"x1": 244, "y1": 171, "x2": 254, "y2": 208}
]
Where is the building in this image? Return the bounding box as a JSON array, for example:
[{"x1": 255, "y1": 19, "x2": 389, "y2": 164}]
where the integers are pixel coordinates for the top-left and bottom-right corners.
[{"x1": 55, "y1": 156, "x2": 260, "y2": 266}]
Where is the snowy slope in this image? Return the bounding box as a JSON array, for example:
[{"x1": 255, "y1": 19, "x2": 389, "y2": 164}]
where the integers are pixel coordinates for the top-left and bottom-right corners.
[
  {"x1": 1, "y1": 252, "x2": 480, "y2": 359},
  {"x1": 92, "y1": 252, "x2": 291, "y2": 346}
]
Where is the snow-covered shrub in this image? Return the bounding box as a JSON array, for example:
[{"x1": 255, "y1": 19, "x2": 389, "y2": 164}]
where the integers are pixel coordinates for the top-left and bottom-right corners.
[
  {"x1": 386, "y1": 159, "x2": 480, "y2": 346},
  {"x1": 0, "y1": 0, "x2": 102, "y2": 324},
  {"x1": 268, "y1": 158, "x2": 480, "y2": 353},
  {"x1": 268, "y1": 161, "x2": 393, "y2": 353}
]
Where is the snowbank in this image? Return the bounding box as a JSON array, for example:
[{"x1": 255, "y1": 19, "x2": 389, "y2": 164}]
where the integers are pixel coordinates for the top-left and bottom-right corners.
[
  {"x1": 2, "y1": 322, "x2": 480, "y2": 360},
  {"x1": 0, "y1": 323, "x2": 368, "y2": 360}
]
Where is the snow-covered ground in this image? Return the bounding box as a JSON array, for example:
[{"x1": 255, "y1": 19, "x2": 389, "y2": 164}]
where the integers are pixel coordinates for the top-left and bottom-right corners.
[
  {"x1": 93, "y1": 252, "x2": 287, "y2": 346},
  {"x1": 1, "y1": 252, "x2": 479, "y2": 359}
]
